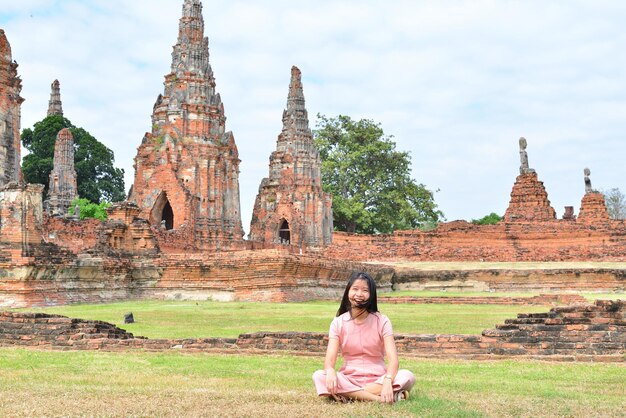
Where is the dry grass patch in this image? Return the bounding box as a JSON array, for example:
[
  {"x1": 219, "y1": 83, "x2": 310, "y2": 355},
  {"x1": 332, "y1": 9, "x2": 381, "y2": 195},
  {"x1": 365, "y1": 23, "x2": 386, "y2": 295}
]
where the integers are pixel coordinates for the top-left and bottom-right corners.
[{"x1": 1, "y1": 349, "x2": 624, "y2": 417}]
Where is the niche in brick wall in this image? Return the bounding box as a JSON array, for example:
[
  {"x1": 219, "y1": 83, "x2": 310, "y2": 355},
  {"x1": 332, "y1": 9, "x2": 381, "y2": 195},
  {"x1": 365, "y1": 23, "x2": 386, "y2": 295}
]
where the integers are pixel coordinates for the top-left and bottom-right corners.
[
  {"x1": 278, "y1": 219, "x2": 290, "y2": 244},
  {"x1": 151, "y1": 191, "x2": 174, "y2": 230}
]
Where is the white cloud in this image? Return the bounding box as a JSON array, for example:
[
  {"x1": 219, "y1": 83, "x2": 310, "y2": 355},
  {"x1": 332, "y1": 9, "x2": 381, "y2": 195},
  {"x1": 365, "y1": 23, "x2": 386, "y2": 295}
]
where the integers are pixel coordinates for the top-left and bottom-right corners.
[{"x1": 2, "y1": 0, "x2": 625, "y2": 231}]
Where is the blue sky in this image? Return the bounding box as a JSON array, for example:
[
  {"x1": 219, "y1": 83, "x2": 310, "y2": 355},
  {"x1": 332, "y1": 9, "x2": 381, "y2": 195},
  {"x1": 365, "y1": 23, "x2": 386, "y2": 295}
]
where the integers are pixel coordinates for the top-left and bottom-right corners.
[{"x1": 2, "y1": 0, "x2": 625, "y2": 231}]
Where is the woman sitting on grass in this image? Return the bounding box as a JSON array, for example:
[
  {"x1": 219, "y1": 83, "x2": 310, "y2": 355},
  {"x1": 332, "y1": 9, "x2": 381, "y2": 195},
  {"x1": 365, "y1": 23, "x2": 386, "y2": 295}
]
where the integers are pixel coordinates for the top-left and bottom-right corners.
[{"x1": 312, "y1": 272, "x2": 416, "y2": 403}]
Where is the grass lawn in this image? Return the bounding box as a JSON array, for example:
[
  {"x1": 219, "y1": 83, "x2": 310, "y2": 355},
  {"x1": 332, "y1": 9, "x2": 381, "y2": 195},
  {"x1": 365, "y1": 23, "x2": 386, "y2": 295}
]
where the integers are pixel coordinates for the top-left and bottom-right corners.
[
  {"x1": 0, "y1": 348, "x2": 623, "y2": 417},
  {"x1": 11, "y1": 300, "x2": 551, "y2": 338}
]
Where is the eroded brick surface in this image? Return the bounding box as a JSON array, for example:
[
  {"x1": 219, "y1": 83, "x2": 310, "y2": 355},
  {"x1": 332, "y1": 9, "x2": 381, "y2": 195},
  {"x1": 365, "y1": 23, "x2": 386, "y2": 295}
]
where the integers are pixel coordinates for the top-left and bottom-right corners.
[
  {"x1": 0, "y1": 183, "x2": 44, "y2": 262},
  {"x1": 504, "y1": 172, "x2": 556, "y2": 222},
  {"x1": 578, "y1": 192, "x2": 610, "y2": 224},
  {"x1": 0, "y1": 29, "x2": 22, "y2": 185},
  {"x1": 96, "y1": 202, "x2": 159, "y2": 256}
]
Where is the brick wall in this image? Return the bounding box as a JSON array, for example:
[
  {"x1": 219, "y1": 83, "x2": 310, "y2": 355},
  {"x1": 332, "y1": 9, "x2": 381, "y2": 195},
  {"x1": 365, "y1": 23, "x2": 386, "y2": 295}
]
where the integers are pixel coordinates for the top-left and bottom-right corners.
[
  {"x1": 43, "y1": 216, "x2": 100, "y2": 253},
  {"x1": 325, "y1": 219, "x2": 626, "y2": 262},
  {"x1": 1, "y1": 299, "x2": 623, "y2": 361}
]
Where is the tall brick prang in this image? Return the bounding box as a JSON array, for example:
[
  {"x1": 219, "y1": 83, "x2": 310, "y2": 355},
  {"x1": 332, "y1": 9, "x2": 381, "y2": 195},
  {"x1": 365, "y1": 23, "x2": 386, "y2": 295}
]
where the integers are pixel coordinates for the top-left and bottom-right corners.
[
  {"x1": 44, "y1": 128, "x2": 77, "y2": 216},
  {"x1": 47, "y1": 79, "x2": 63, "y2": 116},
  {"x1": 130, "y1": 0, "x2": 244, "y2": 250},
  {"x1": 0, "y1": 29, "x2": 23, "y2": 186},
  {"x1": 249, "y1": 66, "x2": 332, "y2": 249}
]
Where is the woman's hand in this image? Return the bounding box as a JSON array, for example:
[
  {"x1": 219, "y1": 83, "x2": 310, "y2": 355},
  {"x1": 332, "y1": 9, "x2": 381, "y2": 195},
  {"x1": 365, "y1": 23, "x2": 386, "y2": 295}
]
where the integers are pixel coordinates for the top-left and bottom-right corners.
[
  {"x1": 380, "y1": 379, "x2": 394, "y2": 404},
  {"x1": 325, "y1": 369, "x2": 338, "y2": 394}
]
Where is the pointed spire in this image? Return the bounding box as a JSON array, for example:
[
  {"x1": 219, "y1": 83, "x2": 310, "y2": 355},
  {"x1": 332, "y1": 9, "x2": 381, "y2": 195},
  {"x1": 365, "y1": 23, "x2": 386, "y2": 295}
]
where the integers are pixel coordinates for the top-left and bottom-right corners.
[
  {"x1": 0, "y1": 29, "x2": 11, "y2": 58},
  {"x1": 171, "y1": 0, "x2": 212, "y2": 78},
  {"x1": 287, "y1": 66, "x2": 306, "y2": 113},
  {"x1": 47, "y1": 79, "x2": 63, "y2": 116},
  {"x1": 281, "y1": 66, "x2": 310, "y2": 135}
]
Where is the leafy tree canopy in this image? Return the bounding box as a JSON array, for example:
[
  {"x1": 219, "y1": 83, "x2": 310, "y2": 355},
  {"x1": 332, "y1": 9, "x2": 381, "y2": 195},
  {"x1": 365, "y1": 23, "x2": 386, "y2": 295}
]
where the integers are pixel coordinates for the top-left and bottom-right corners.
[
  {"x1": 21, "y1": 114, "x2": 125, "y2": 203},
  {"x1": 602, "y1": 188, "x2": 626, "y2": 220},
  {"x1": 313, "y1": 114, "x2": 443, "y2": 234},
  {"x1": 471, "y1": 212, "x2": 502, "y2": 225},
  {"x1": 69, "y1": 198, "x2": 110, "y2": 221}
]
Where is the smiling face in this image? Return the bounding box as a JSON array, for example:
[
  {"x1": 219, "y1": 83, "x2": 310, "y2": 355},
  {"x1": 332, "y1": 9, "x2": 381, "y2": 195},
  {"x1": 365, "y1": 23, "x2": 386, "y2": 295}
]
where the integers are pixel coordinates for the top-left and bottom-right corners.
[{"x1": 348, "y1": 278, "x2": 370, "y2": 308}]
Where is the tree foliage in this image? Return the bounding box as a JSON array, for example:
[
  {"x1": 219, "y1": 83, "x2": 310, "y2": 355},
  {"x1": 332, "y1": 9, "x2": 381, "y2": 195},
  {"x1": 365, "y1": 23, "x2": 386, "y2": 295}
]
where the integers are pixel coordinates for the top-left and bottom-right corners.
[
  {"x1": 602, "y1": 188, "x2": 626, "y2": 220},
  {"x1": 313, "y1": 114, "x2": 443, "y2": 234},
  {"x1": 471, "y1": 212, "x2": 502, "y2": 225},
  {"x1": 69, "y1": 198, "x2": 110, "y2": 221},
  {"x1": 21, "y1": 115, "x2": 125, "y2": 203}
]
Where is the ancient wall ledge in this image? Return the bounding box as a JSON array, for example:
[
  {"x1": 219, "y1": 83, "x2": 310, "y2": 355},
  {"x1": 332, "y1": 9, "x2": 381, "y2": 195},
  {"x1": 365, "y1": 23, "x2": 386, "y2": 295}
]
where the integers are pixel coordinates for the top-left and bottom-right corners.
[
  {"x1": 379, "y1": 294, "x2": 587, "y2": 305},
  {"x1": 390, "y1": 267, "x2": 626, "y2": 293},
  {"x1": 1, "y1": 300, "x2": 623, "y2": 362}
]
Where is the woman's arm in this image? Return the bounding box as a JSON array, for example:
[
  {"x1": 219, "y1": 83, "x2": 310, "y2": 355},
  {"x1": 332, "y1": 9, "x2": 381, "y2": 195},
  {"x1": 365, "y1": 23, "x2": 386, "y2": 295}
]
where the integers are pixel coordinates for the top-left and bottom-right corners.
[
  {"x1": 324, "y1": 338, "x2": 340, "y2": 394},
  {"x1": 381, "y1": 334, "x2": 399, "y2": 403}
]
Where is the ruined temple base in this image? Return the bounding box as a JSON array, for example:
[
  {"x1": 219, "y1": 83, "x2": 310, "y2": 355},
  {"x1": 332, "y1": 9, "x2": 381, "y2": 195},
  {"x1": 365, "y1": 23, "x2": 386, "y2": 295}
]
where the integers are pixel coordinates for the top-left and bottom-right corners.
[
  {"x1": 379, "y1": 262, "x2": 626, "y2": 293},
  {"x1": 0, "y1": 249, "x2": 394, "y2": 308},
  {"x1": 1, "y1": 300, "x2": 624, "y2": 362}
]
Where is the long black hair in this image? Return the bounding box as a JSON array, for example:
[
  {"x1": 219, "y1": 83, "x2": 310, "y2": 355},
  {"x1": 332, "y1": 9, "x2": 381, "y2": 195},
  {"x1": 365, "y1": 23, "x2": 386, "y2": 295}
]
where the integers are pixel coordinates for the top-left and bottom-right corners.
[{"x1": 336, "y1": 272, "x2": 379, "y2": 317}]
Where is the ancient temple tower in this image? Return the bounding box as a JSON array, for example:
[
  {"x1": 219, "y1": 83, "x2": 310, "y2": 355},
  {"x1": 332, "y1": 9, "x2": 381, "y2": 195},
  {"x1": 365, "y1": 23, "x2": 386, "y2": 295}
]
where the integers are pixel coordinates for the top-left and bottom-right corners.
[
  {"x1": 130, "y1": 0, "x2": 244, "y2": 249},
  {"x1": 47, "y1": 79, "x2": 63, "y2": 116},
  {"x1": 44, "y1": 128, "x2": 77, "y2": 216},
  {"x1": 0, "y1": 29, "x2": 23, "y2": 186},
  {"x1": 249, "y1": 66, "x2": 333, "y2": 249}
]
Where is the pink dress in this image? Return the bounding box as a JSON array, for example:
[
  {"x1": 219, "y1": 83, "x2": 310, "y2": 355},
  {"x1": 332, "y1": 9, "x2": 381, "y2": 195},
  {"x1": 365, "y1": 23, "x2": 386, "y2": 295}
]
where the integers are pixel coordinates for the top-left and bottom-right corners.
[{"x1": 312, "y1": 311, "x2": 416, "y2": 396}]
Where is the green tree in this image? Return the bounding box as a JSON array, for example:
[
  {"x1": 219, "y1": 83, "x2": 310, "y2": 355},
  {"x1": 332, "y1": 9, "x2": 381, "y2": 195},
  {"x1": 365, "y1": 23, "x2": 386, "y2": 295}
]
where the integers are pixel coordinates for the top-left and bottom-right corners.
[
  {"x1": 602, "y1": 188, "x2": 626, "y2": 220},
  {"x1": 314, "y1": 114, "x2": 443, "y2": 234},
  {"x1": 21, "y1": 114, "x2": 125, "y2": 203},
  {"x1": 69, "y1": 198, "x2": 110, "y2": 221},
  {"x1": 471, "y1": 212, "x2": 502, "y2": 225}
]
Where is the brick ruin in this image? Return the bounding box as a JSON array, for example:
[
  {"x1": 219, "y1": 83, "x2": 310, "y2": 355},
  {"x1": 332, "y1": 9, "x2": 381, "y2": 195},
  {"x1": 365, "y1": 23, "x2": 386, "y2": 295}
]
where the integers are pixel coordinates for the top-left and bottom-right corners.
[
  {"x1": 0, "y1": 29, "x2": 23, "y2": 186},
  {"x1": 325, "y1": 154, "x2": 626, "y2": 263},
  {"x1": 249, "y1": 66, "x2": 333, "y2": 250},
  {"x1": 129, "y1": 0, "x2": 244, "y2": 250},
  {"x1": 44, "y1": 128, "x2": 77, "y2": 216},
  {"x1": 0, "y1": 1, "x2": 625, "y2": 311},
  {"x1": 1, "y1": 299, "x2": 623, "y2": 361}
]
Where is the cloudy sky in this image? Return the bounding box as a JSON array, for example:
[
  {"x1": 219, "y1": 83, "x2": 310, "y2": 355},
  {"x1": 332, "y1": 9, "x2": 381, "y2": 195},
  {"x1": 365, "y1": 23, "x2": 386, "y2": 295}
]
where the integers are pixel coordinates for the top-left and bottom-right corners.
[{"x1": 2, "y1": 0, "x2": 625, "y2": 231}]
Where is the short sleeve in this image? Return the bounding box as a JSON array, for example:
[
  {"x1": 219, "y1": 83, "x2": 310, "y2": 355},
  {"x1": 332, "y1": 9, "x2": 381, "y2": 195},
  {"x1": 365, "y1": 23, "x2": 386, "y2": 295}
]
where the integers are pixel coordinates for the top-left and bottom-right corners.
[
  {"x1": 329, "y1": 317, "x2": 340, "y2": 339},
  {"x1": 380, "y1": 314, "x2": 393, "y2": 338}
]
